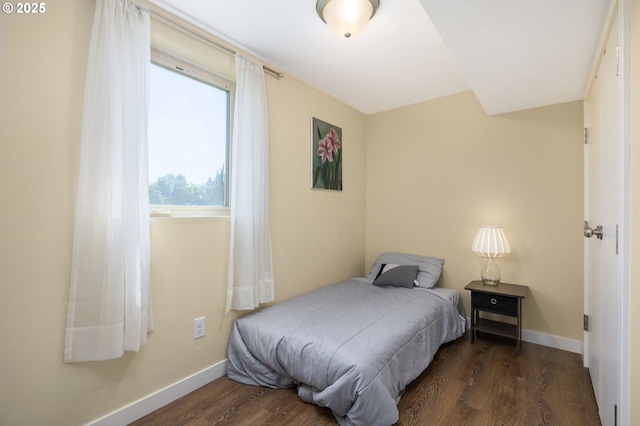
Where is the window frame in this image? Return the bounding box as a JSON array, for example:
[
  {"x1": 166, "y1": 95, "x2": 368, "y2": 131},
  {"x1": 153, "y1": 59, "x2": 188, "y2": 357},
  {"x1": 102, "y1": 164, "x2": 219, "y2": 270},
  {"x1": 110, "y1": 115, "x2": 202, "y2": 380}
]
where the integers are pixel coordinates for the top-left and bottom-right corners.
[{"x1": 149, "y1": 48, "x2": 235, "y2": 218}]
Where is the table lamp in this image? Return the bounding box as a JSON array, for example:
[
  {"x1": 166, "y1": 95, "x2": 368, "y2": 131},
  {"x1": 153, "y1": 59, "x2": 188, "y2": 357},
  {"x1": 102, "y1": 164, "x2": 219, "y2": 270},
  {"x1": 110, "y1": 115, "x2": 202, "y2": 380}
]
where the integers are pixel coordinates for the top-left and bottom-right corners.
[{"x1": 472, "y1": 226, "x2": 511, "y2": 285}]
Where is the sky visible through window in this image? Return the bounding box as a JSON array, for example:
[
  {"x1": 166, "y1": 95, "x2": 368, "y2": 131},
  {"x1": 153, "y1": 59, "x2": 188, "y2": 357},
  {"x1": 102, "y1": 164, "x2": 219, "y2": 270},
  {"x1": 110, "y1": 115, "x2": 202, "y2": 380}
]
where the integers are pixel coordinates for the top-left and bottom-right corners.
[{"x1": 148, "y1": 63, "x2": 228, "y2": 187}]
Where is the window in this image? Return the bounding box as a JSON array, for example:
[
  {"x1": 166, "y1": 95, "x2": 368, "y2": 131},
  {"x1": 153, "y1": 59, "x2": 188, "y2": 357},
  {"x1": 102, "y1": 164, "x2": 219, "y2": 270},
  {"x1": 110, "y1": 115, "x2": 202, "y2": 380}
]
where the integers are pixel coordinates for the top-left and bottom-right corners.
[{"x1": 148, "y1": 51, "x2": 234, "y2": 215}]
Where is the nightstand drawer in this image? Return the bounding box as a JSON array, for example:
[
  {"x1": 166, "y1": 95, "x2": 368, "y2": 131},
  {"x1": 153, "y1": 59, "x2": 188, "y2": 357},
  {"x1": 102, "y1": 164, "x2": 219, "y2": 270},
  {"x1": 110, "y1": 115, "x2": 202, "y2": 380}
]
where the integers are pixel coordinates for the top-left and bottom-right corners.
[{"x1": 471, "y1": 292, "x2": 517, "y2": 317}]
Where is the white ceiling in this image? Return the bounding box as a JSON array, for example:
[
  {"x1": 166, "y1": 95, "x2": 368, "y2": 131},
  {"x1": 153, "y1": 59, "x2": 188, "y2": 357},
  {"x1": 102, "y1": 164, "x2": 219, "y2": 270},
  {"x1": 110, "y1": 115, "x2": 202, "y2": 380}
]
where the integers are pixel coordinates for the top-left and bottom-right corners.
[{"x1": 148, "y1": 0, "x2": 610, "y2": 115}]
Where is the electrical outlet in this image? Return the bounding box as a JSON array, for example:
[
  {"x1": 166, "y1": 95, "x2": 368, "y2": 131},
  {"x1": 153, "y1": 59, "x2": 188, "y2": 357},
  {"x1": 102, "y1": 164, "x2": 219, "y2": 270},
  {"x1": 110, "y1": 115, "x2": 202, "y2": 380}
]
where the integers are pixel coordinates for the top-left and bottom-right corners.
[{"x1": 193, "y1": 316, "x2": 205, "y2": 339}]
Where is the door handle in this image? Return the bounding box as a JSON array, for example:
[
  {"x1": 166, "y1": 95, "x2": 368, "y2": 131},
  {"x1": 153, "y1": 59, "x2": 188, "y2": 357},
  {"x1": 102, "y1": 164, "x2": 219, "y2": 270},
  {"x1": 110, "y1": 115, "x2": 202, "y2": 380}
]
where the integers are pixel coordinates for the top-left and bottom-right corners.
[{"x1": 584, "y1": 221, "x2": 603, "y2": 239}]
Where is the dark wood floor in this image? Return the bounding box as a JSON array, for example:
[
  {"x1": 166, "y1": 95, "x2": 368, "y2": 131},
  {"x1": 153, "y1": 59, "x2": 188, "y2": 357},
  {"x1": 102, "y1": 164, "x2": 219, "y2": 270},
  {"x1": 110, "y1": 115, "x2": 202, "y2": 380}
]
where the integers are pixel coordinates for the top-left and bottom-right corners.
[{"x1": 130, "y1": 332, "x2": 601, "y2": 426}]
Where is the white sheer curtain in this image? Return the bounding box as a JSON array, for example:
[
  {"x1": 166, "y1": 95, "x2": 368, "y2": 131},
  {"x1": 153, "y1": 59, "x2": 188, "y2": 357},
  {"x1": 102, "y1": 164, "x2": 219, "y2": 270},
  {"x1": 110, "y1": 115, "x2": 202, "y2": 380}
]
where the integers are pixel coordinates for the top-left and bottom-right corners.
[
  {"x1": 64, "y1": 0, "x2": 152, "y2": 362},
  {"x1": 226, "y1": 54, "x2": 275, "y2": 312}
]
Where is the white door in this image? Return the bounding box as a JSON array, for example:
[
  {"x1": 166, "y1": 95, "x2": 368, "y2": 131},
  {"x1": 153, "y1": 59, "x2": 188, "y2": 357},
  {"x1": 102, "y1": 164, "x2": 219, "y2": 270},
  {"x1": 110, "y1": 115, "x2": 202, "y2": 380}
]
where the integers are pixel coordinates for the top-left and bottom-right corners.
[{"x1": 584, "y1": 13, "x2": 620, "y2": 426}]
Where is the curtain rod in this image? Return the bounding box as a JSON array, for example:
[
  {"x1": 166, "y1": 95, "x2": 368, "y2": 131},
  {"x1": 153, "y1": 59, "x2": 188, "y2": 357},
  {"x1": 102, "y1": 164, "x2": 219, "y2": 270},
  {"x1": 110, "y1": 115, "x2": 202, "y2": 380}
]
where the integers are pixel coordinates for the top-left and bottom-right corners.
[{"x1": 144, "y1": 7, "x2": 284, "y2": 79}]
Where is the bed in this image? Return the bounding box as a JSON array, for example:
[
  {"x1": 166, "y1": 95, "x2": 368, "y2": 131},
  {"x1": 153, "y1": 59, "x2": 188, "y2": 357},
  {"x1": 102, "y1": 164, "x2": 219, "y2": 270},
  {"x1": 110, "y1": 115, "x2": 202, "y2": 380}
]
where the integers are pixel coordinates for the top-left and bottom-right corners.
[{"x1": 226, "y1": 253, "x2": 466, "y2": 425}]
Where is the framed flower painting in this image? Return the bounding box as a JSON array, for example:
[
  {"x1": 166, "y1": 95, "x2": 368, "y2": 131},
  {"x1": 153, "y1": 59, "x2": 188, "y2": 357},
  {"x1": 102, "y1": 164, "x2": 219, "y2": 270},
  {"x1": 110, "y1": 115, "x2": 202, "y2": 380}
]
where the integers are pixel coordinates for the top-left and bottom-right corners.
[{"x1": 311, "y1": 117, "x2": 342, "y2": 191}]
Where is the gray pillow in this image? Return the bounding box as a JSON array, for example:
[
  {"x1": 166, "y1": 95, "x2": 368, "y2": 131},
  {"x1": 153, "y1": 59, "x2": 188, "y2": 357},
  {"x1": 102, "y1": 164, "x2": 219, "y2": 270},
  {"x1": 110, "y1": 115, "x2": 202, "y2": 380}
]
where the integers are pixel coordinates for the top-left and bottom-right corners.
[
  {"x1": 373, "y1": 264, "x2": 419, "y2": 288},
  {"x1": 368, "y1": 252, "x2": 445, "y2": 288}
]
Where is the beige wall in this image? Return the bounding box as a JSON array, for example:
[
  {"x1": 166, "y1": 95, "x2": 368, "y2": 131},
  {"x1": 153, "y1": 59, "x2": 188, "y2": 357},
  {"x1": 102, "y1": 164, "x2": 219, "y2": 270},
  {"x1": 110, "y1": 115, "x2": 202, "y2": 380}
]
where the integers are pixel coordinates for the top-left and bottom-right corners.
[
  {"x1": 365, "y1": 92, "x2": 585, "y2": 341},
  {"x1": 0, "y1": 0, "x2": 611, "y2": 425},
  {"x1": 630, "y1": 0, "x2": 639, "y2": 423},
  {"x1": 0, "y1": 2, "x2": 366, "y2": 425}
]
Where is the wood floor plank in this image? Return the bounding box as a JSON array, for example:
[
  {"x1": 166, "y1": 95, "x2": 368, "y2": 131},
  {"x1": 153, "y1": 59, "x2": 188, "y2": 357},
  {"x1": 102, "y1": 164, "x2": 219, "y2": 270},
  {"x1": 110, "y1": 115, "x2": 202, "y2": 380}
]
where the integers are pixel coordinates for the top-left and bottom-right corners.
[{"x1": 130, "y1": 331, "x2": 600, "y2": 426}]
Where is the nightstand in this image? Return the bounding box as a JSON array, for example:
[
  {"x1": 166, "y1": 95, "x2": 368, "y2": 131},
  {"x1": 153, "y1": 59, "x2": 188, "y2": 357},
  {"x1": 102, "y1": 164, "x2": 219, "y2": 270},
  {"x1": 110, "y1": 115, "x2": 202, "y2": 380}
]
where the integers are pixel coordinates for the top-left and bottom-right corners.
[{"x1": 465, "y1": 280, "x2": 529, "y2": 349}]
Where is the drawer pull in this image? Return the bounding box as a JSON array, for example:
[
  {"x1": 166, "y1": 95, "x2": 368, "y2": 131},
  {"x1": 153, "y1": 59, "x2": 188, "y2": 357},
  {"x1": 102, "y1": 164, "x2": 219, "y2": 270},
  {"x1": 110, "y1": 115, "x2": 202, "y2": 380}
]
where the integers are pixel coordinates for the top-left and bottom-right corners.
[{"x1": 490, "y1": 298, "x2": 498, "y2": 305}]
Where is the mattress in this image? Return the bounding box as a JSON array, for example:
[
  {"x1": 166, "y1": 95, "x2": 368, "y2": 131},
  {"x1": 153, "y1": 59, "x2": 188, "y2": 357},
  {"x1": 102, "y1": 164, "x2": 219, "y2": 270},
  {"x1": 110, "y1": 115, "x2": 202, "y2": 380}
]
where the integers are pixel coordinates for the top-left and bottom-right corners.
[{"x1": 427, "y1": 286, "x2": 466, "y2": 319}]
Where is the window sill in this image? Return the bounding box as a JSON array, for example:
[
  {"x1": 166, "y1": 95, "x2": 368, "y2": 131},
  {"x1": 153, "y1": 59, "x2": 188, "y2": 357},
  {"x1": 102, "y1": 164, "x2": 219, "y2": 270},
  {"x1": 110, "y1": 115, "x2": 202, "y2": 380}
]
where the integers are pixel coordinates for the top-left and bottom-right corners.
[
  {"x1": 150, "y1": 215, "x2": 229, "y2": 224},
  {"x1": 150, "y1": 206, "x2": 230, "y2": 219}
]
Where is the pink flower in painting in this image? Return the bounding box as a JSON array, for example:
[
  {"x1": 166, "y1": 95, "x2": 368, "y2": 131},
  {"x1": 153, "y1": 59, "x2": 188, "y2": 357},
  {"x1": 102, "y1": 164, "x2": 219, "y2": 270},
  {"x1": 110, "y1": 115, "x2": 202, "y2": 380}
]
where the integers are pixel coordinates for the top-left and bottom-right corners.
[
  {"x1": 317, "y1": 137, "x2": 334, "y2": 164},
  {"x1": 326, "y1": 128, "x2": 341, "y2": 153}
]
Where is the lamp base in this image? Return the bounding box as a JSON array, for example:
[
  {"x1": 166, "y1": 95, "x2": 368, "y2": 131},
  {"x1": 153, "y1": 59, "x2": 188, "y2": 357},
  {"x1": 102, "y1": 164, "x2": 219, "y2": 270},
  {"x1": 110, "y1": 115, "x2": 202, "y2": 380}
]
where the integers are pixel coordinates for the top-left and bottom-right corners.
[{"x1": 480, "y1": 258, "x2": 501, "y2": 286}]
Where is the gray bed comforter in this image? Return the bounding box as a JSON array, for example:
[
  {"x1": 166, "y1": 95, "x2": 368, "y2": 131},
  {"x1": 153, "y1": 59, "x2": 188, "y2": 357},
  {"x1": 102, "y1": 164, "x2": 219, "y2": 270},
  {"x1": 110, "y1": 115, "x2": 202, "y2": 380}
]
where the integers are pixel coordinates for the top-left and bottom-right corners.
[{"x1": 227, "y1": 278, "x2": 465, "y2": 425}]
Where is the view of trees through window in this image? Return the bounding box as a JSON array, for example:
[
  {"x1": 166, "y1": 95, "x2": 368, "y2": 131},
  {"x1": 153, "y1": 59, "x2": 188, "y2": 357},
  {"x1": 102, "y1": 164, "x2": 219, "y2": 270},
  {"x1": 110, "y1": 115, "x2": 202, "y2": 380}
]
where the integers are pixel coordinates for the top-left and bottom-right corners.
[
  {"x1": 149, "y1": 169, "x2": 225, "y2": 206},
  {"x1": 148, "y1": 60, "x2": 230, "y2": 208}
]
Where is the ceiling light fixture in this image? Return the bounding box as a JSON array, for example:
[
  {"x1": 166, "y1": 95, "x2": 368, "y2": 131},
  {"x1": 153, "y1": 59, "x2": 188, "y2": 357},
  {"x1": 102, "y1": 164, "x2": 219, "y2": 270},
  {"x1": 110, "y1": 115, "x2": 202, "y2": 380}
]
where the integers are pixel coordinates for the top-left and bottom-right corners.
[{"x1": 316, "y1": 0, "x2": 380, "y2": 39}]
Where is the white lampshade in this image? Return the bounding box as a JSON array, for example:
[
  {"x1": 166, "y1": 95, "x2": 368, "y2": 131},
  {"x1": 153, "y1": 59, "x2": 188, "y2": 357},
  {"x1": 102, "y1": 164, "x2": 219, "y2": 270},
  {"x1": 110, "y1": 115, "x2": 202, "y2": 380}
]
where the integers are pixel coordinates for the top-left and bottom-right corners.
[
  {"x1": 472, "y1": 226, "x2": 511, "y2": 258},
  {"x1": 317, "y1": 0, "x2": 379, "y2": 38}
]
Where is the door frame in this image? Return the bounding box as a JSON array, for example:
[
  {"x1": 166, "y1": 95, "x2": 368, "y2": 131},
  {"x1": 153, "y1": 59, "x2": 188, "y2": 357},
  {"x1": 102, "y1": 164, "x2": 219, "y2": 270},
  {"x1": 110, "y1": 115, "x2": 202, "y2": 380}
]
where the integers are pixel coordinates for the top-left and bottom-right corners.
[{"x1": 619, "y1": 1, "x2": 631, "y2": 424}]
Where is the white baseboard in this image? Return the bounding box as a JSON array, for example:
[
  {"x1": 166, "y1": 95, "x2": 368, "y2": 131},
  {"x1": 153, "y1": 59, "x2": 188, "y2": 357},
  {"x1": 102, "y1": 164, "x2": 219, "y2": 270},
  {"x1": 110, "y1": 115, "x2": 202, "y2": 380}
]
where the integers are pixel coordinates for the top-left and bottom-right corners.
[
  {"x1": 88, "y1": 360, "x2": 228, "y2": 426},
  {"x1": 522, "y1": 329, "x2": 583, "y2": 354},
  {"x1": 465, "y1": 317, "x2": 583, "y2": 355}
]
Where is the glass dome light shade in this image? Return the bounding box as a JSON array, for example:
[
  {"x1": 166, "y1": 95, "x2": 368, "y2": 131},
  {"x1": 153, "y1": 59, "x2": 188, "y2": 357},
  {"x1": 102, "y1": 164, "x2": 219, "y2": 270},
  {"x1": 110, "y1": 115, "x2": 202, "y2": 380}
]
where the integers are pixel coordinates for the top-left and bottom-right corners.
[{"x1": 317, "y1": 0, "x2": 379, "y2": 38}]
